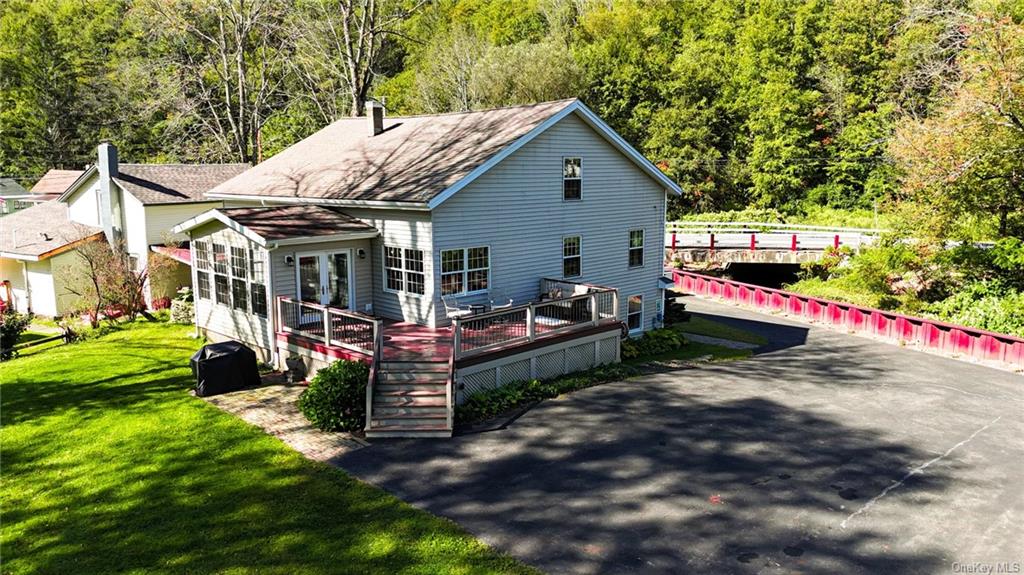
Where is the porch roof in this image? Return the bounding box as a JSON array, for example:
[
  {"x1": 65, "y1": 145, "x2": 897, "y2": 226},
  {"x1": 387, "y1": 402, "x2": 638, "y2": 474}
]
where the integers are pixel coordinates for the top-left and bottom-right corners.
[{"x1": 171, "y1": 205, "x2": 378, "y2": 248}]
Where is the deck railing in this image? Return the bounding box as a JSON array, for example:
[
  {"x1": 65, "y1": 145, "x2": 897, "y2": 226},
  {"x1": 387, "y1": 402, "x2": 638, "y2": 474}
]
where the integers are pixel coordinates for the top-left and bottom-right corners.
[
  {"x1": 452, "y1": 281, "x2": 619, "y2": 359},
  {"x1": 277, "y1": 296, "x2": 381, "y2": 356}
]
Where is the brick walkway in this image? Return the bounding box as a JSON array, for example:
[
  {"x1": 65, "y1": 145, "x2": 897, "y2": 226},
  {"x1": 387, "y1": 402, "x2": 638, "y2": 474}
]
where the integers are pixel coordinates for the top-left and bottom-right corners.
[{"x1": 203, "y1": 382, "x2": 368, "y2": 461}]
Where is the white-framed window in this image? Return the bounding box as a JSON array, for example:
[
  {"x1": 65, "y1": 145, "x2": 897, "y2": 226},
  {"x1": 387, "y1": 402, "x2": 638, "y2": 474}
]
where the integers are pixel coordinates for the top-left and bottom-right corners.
[
  {"x1": 199, "y1": 240, "x2": 267, "y2": 317},
  {"x1": 440, "y1": 246, "x2": 489, "y2": 295},
  {"x1": 628, "y1": 229, "x2": 645, "y2": 268},
  {"x1": 562, "y1": 236, "x2": 581, "y2": 278},
  {"x1": 383, "y1": 246, "x2": 425, "y2": 295},
  {"x1": 196, "y1": 271, "x2": 211, "y2": 300},
  {"x1": 194, "y1": 241, "x2": 211, "y2": 271},
  {"x1": 563, "y1": 157, "x2": 582, "y2": 201},
  {"x1": 249, "y1": 247, "x2": 267, "y2": 317},
  {"x1": 627, "y1": 294, "x2": 643, "y2": 332}
]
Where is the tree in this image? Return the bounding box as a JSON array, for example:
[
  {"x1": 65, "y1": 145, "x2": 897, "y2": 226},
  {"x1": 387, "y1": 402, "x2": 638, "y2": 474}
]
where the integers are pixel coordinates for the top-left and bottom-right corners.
[
  {"x1": 132, "y1": 0, "x2": 290, "y2": 163},
  {"x1": 61, "y1": 240, "x2": 167, "y2": 327},
  {"x1": 891, "y1": 6, "x2": 1024, "y2": 239}
]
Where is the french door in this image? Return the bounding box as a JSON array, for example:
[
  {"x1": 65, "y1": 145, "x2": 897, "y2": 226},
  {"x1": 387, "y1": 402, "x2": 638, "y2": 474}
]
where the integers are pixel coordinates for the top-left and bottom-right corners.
[{"x1": 296, "y1": 250, "x2": 354, "y2": 309}]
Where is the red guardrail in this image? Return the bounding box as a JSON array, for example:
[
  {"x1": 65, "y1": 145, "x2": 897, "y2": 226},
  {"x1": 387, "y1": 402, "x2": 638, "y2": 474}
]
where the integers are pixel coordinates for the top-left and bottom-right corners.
[{"x1": 673, "y1": 270, "x2": 1024, "y2": 370}]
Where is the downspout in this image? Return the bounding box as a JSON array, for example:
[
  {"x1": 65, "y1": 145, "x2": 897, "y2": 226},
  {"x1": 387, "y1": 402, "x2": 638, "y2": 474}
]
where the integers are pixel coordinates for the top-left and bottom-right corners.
[{"x1": 266, "y1": 242, "x2": 279, "y2": 367}]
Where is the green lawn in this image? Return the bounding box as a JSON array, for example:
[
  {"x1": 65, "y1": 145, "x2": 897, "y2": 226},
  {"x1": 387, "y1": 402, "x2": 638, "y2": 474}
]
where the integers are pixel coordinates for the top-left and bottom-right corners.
[
  {"x1": 1, "y1": 321, "x2": 533, "y2": 575},
  {"x1": 625, "y1": 340, "x2": 754, "y2": 365},
  {"x1": 676, "y1": 316, "x2": 769, "y2": 346}
]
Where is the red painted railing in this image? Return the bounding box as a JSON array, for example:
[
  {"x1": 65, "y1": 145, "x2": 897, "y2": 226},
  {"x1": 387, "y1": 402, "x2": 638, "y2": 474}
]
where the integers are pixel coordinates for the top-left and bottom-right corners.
[{"x1": 673, "y1": 270, "x2": 1024, "y2": 370}]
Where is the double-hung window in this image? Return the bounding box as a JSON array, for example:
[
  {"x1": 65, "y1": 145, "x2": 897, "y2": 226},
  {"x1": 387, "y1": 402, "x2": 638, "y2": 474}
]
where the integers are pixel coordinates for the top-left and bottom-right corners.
[
  {"x1": 562, "y1": 236, "x2": 581, "y2": 278},
  {"x1": 383, "y1": 246, "x2": 425, "y2": 295},
  {"x1": 628, "y1": 229, "x2": 645, "y2": 268},
  {"x1": 440, "y1": 246, "x2": 489, "y2": 295},
  {"x1": 563, "y1": 157, "x2": 582, "y2": 201},
  {"x1": 249, "y1": 247, "x2": 267, "y2": 317},
  {"x1": 195, "y1": 241, "x2": 212, "y2": 300},
  {"x1": 212, "y1": 244, "x2": 230, "y2": 305},
  {"x1": 627, "y1": 294, "x2": 643, "y2": 332}
]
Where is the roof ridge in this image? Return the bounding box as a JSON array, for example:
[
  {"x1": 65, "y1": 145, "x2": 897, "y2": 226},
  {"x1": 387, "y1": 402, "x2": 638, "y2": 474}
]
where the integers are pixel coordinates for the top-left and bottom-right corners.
[
  {"x1": 322, "y1": 98, "x2": 578, "y2": 122},
  {"x1": 118, "y1": 162, "x2": 251, "y2": 168}
]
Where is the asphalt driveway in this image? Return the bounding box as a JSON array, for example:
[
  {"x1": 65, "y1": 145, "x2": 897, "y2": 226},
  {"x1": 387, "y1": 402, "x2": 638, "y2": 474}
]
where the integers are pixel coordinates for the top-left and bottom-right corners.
[{"x1": 335, "y1": 298, "x2": 1023, "y2": 574}]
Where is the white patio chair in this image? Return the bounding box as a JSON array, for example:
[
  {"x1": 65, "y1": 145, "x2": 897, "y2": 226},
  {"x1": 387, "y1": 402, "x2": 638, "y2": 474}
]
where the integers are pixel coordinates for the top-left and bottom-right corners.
[
  {"x1": 442, "y1": 295, "x2": 473, "y2": 321},
  {"x1": 489, "y1": 290, "x2": 514, "y2": 311}
]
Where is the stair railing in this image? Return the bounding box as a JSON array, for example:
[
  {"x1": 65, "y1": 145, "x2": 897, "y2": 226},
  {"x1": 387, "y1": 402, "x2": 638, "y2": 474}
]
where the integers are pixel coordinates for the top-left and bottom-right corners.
[
  {"x1": 445, "y1": 335, "x2": 456, "y2": 431},
  {"x1": 364, "y1": 318, "x2": 384, "y2": 431}
]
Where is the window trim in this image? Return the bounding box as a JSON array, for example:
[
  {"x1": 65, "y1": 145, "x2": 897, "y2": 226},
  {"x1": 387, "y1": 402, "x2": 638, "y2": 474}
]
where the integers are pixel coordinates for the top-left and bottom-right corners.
[
  {"x1": 382, "y1": 245, "x2": 426, "y2": 297},
  {"x1": 627, "y1": 294, "x2": 644, "y2": 334},
  {"x1": 562, "y1": 235, "x2": 582, "y2": 279},
  {"x1": 439, "y1": 245, "x2": 491, "y2": 296},
  {"x1": 562, "y1": 156, "x2": 582, "y2": 202},
  {"x1": 628, "y1": 228, "x2": 645, "y2": 268}
]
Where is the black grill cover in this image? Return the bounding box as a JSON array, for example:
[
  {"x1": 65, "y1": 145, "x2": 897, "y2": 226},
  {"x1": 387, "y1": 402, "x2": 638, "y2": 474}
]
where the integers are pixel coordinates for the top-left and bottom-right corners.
[{"x1": 190, "y1": 341, "x2": 261, "y2": 397}]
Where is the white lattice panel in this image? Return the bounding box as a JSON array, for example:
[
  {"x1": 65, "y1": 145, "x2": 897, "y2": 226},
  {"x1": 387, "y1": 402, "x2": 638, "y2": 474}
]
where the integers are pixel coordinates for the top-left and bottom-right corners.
[
  {"x1": 500, "y1": 359, "x2": 531, "y2": 384},
  {"x1": 566, "y1": 342, "x2": 595, "y2": 373},
  {"x1": 536, "y1": 350, "x2": 565, "y2": 380},
  {"x1": 598, "y1": 336, "x2": 619, "y2": 365},
  {"x1": 462, "y1": 368, "x2": 497, "y2": 397}
]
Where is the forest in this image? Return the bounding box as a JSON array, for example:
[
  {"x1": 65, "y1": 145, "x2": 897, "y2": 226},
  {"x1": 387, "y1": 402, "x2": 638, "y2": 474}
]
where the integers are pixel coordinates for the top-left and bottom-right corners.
[{"x1": 1, "y1": 0, "x2": 1022, "y2": 335}]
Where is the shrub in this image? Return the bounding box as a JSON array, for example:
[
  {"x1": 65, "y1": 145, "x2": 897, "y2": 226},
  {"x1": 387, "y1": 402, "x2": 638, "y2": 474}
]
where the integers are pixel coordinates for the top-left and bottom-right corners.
[
  {"x1": 620, "y1": 328, "x2": 686, "y2": 361},
  {"x1": 456, "y1": 363, "x2": 639, "y2": 425},
  {"x1": 925, "y1": 280, "x2": 1024, "y2": 337},
  {"x1": 0, "y1": 309, "x2": 33, "y2": 361},
  {"x1": 170, "y1": 300, "x2": 195, "y2": 324},
  {"x1": 297, "y1": 360, "x2": 370, "y2": 432}
]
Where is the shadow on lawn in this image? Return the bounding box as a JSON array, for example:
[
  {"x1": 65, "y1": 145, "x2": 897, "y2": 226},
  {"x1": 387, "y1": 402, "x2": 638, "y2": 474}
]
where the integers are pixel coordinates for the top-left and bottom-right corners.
[
  {"x1": 3, "y1": 351, "x2": 526, "y2": 574},
  {"x1": 335, "y1": 353, "x2": 954, "y2": 574}
]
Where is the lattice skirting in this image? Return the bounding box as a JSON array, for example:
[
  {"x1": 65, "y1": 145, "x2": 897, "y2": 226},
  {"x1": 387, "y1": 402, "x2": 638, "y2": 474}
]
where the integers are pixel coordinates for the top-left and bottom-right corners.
[{"x1": 455, "y1": 332, "x2": 621, "y2": 404}]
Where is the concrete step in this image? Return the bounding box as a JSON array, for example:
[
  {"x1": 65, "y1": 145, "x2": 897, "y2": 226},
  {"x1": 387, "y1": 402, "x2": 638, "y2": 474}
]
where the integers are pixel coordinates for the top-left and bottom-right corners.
[
  {"x1": 378, "y1": 370, "x2": 447, "y2": 382},
  {"x1": 374, "y1": 394, "x2": 447, "y2": 406},
  {"x1": 365, "y1": 425, "x2": 452, "y2": 438},
  {"x1": 370, "y1": 414, "x2": 448, "y2": 427},
  {"x1": 376, "y1": 382, "x2": 447, "y2": 393},
  {"x1": 380, "y1": 361, "x2": 448, "y2": 372},
  {"x1": 372, "y1": 405, "x2": 447, "y2": 416}
]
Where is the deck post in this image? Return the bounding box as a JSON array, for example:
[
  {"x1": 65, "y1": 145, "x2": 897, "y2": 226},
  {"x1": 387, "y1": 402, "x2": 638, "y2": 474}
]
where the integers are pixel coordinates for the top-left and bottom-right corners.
[
  {"x1": 452, "y1": 318, "x2": 462, "y2": 360},
  {"x1": 591, "y1": 292, "x2": 599, "y2": 326},
  {"x1": 526, "y1": 303, "x2": 536, "y2": 342},
  {"x1": 276, "y1": 296, "x2": 284, "y2": 333},
  {"x1": 322, "y1": 307, "x2": 330, "y2": 346},
  {"x1": 612, "y1": 290, "x2": 620, "y2": 321}
]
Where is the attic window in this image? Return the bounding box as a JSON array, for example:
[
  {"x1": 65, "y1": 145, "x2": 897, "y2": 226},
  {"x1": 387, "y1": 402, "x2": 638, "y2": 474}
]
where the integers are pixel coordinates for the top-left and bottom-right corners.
[{"x1": 563, "y1": 157, "x2": 582, "y2": 201}]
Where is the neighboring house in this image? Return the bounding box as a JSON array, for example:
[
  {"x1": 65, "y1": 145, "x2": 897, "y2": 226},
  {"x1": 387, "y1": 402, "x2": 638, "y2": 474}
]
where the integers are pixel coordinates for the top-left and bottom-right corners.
[
  {"x1": 0, "y1": 146, "x2": 247, "y2": 315},
  {"x1": 173, "y1": 98, "x2": 681, "y2": 437},
  {"x1": 0, "y1": 177, "x2": 30, "y2": 215}
]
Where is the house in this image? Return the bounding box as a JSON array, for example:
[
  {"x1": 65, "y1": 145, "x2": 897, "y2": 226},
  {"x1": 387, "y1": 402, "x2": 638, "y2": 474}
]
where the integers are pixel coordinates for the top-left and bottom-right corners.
[
  {"x1": 0, "y1": 170, "x2": 84, "y2": 216},
  {"x1": 0, "y1": 147, "x2": 247, "y2": 315},
  {"x1": 0, "y1": 177, "x2": 30, "y2": 215},
  {"x1": 173, "y1": 98, "x2": 681, "y2": 437}
]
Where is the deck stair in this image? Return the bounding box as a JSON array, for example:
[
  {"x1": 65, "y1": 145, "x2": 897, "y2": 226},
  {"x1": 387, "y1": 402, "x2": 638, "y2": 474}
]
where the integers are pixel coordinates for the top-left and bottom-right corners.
[{"x1": 365, "y1": 360, "x2": 453, "y2": 438}]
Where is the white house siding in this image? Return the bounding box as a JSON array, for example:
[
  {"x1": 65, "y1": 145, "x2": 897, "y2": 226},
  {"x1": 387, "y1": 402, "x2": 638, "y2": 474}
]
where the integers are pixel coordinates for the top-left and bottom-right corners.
[
  {"x1": 189, "y1": 221, "x2": 274, "y2": 357},
  {"x1": 0, "y1": 257, "x2": 28, "y2": 313},
  {"x1": 431, "y1": 113, "x2": 668, "y2": 329},
  {"x1": 122, "y1": 192, "x2": 149, "y2": 263},
  {"x1": 67, "y1": 173, "x2": 101, "y2": 227},
  {"x1": 270, "y1": 238, "x2": 373, "y2": 312},
  {"x1": 338, "y1": 208, "x2": 435, "y2": 326}
]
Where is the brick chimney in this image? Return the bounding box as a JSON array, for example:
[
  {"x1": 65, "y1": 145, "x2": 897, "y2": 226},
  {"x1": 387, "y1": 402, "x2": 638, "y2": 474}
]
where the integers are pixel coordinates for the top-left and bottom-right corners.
[{"x1": 366, "y1": 100, "x2": 384, "y2": 136}]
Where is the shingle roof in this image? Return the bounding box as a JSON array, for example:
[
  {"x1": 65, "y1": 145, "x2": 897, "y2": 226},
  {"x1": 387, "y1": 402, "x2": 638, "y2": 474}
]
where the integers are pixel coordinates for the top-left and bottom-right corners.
[
  {"x1": 0, "y1": 201, "x2": 103, "y2": 260},
  {"x1": 115, "y1": 163, "x2": 250, "y2": 205},
  {"x1": 218, "y1": 206, "x2": 377, "y2": 241},
  {"x1": 28, "y1": 170, "x2": 84, "y2": 199},
  {"x1": 205, "y1": 99, "x2": 579, "y2": 204},
  {"x1": 0, "y1": 178, "x2": 27, "y2": 196}
]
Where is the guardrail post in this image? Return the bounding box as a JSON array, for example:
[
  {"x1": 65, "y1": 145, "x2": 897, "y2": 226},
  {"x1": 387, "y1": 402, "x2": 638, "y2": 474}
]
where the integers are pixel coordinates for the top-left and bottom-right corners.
[
  {"x1": 791, "y1": 234, "x2": 798, "y2": 252},
  {"x1": 709, "y1": 233, "x2": 715, "y2": 251},
  {"x1": 750, "y1": 233, "x2": 757, "y2": 251},
  {"x1": 452, "y1": 318, "x2": 462, "y2": 359},
  {"x1": 834, "y1": 234, "x2": 840, "y2": 249},
  {"x1": 671, "y1": 232, "x2": 677, "y2": 251},
  {"x1": 526, "y1": 303, "x2": 536, "y2": 342}
]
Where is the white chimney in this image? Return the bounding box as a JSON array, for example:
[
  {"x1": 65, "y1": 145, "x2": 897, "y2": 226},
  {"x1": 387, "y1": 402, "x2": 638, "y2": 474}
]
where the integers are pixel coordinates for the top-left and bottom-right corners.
[
  {"x1": 97, "y1": 142, "x2": 120, "y2": 241},
  {"x1": 366, "y1": 100, "x2": 384, "y2": 136}
]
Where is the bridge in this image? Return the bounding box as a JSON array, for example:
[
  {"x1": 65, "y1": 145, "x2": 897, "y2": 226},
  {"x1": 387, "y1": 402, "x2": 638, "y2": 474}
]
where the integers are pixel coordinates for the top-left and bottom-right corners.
[{"x1": 665, "y1": 221, "x2": 885, "y2": 265}]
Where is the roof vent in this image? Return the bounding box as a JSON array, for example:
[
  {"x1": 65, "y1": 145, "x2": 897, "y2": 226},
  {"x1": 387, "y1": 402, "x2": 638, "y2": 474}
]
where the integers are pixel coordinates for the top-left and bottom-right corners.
[{"x1": 366, "y1": 100, "x2": 384, "y2": 136}]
